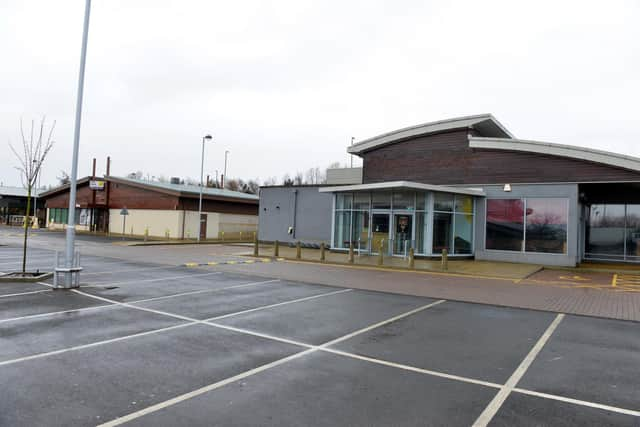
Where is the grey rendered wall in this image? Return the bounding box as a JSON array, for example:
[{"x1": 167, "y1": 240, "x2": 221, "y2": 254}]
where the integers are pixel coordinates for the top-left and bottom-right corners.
[
  {"x1": 473, "y1": 183, "x2": 580, "y2": 267},
  {"x1": 258, "y1": 186, "x2": 333, "y2": 244}
]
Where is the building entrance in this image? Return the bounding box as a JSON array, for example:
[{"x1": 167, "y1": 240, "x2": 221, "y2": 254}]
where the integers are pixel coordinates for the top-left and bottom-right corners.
[{"x1": 393, "y1": 213, "x2": 413, "y2": 256}]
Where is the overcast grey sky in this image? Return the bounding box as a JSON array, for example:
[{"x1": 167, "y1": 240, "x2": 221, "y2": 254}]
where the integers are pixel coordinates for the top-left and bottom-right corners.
[{"x1": 1, "y1": 0, "x2": 639, "y2": 187}]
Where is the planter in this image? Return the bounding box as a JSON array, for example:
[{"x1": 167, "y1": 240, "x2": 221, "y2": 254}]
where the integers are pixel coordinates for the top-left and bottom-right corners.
[{"x1": 0, "y1": 271, "x2": 53, "y2": 282}]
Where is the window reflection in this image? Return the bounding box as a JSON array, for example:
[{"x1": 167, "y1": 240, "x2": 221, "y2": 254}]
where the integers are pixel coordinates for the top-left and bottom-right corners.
[
  {"x1": 486, "y1": 199, "x2": 525, "y2": 251},
  {"x1": 525, "y1": 199, "x2": 568, "y2": 254}
]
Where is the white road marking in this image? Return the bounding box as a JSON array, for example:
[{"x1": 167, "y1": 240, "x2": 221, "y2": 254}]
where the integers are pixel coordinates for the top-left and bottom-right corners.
[
  {"x1": 0, "y1": 289, "x2": 52, "y2": 298},
  {"x1": 202, "y1": 288, "x2": 353, "y2": 321},
  {"x1": 0, "y1": 322, "x2": 195, "y2": 367},
  {"x1": 320, "y1": 299, "x2": 446, "y2": 348},
  {"x1": 0, "y1": 303, "x2": 118, "y2": 324},
  {"x1": 513, "y1": 388, "x2": 640, "y2": 417},
  {"x1": 82, "y1": 265, "x2": 182, "y2": 276},
  {"x1": 473, "y1": 313, "x2": 565, "y2": 427},
  {"x1": 97, "y1": 348, "x2": 318, "y2": 427},
  {"x1": 0, "y1": 286, "x2": 344, "y2": 367},
  {"x1": 0, "y1": 279, "x2": 279, "y2": 324},
  {"x1": 89, "y1": 271, "x2": 223, "y2": 287},
  {"x1": 323, "y1": 347, "x2": 502, "y2": 389},
  {"x1": 97, "y1": 299, "x2": 447, "y2": 427},
  {"x1": 130, "y1": 279, "x2": 281, "y2": 304}
]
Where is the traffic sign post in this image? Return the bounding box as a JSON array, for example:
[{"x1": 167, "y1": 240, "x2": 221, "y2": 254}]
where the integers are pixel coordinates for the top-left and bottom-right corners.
[{"x1": 120, "y1": 208, "x2": 129, "y2": 240}]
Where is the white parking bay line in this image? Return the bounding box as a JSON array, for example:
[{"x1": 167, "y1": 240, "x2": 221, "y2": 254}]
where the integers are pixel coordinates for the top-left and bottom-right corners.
[
  {"x1": 513, "y1": 388, "x2": 640, "y2": 417},
  {"x1": 472, "y1": 313, "x2": 565, "y2": 427},
  {"x1": 97, "y1": 299, "x2": 446, "y2": 427},
  {"x1": 0, "y1": 289, "x2": 52, "y2": 298},
  {"x1": 91, "y1": 271, "x2": 222, "y2": 287}
]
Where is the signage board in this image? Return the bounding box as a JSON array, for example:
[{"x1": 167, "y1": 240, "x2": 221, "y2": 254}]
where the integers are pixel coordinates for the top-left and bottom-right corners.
[
  {"x1": 120, "y1": 208, "x2": 129, "y2": 216},
  {"x1": 90, "y1": 180, "x2": 106, "y2": 191}
]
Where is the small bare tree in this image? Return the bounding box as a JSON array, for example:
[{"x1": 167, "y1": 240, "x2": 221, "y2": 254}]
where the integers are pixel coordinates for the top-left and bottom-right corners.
[{"x1": 9, "y1": 117, "x2": 55, "y2": 273}]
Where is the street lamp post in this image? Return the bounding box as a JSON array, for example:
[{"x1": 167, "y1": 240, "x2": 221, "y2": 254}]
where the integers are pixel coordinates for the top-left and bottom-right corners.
[
  {"x1": 62, "y1": 0, "x2": 92, "y2": 288},
  {"x1": 223, "y1": 150, "x2": 230, "y2": 189},
  {"x1": 198, "y1": 134, "x2": 213, "y2": 243}
]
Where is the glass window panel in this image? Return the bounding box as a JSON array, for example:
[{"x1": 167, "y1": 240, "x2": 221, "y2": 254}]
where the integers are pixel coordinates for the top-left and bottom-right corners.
[
  {"x1": 453, "y1": 213, "x2": 473, "y2": 254},
  {"x1": 433, "y1": 193, "x2": 453, "y2": 212},
  {"x1": 351, "y1": 211, "x2": 369, "y2": 250},
  {"x1": 353, "y1": 193, "x2": 370, "y2": 210},
  {"x1": 336, "y1": 193, "x2": 352, "y2": 210},
  {"x1": 525, "y1": 199, "x2": 568, "y2": 254},
  {"x1": 626, "y1": 205, "x2": 640, "y2": 260},
  {"x1": 454, "y1": 195, "x2": 473, "y2": 214},
  {"x1": 415, "y1": 192, "x2": 427, "y2": 211},
  {"x1": 485, "y1": 199, "x2": 524, "y2": 251},
  {"x1": 433, "y1": 212, "x2": 452, "y2": 253},
  {"x1": 333, "y1": 211, "x2": 351, "y2": 249},
  {"x1": 392, "y1": 191, "x2": 414, "y2": 210},
  {"x1": 415, "y1": 212, "x2": 427, "y2": 254},
  {"x1": 585, "y1": 204, "x2": 625, "y2": 259},
  {"x1": 371, "y1": 192, "x2": 391, "y2": 209}
]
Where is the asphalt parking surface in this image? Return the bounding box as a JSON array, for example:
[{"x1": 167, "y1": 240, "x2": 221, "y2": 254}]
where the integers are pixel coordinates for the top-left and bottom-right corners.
[{"x1": 1, "y1": 245, "x2": 639, "y2": 426}]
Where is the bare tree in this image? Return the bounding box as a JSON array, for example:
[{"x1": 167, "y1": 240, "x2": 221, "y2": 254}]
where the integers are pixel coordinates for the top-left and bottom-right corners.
[
  {"x1": 9, "y1": 117, "x2": 55, "y2": 273},
  {"x1": 294, "y1": 171, "x2": 304, "y2": 186},
  {"x1": 57, "y1": 170, "x2": 70, "y2": 186}
]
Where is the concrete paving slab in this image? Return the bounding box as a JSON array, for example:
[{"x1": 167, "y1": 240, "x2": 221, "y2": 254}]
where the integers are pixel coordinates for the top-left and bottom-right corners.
[
  {"x1": 518, "y1": 315, "x2": 640, "y2": 410},
  {"x1": 217, "y1": 290, "x2": 435, "y2": 345},
  {"x1": 124, "y1": 350, "x2": 497, "y2": 427},
  {"x1": 0, "y1": 324, "x2": 301, "y2": 427},
  {"x1": 0, "y1": 289, "x2": 107, "y2": 320},
  {"x1": 136, "y1": 280, "x2": 341, "y2": 320},
  {"x1": 0, "y1": 305, "x2": 186, "y2": 362},
  {"x1": 333, "y1": 300, "x2": 556, "y2": 384},
  {"x1": 492, "y1": 393, "x2": 640, "y2": 426}
]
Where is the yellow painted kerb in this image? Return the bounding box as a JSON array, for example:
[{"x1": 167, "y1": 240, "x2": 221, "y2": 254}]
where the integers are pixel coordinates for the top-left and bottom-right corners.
[{"x1": 612, "y1": 273, "x2": 618, "y2": 288}]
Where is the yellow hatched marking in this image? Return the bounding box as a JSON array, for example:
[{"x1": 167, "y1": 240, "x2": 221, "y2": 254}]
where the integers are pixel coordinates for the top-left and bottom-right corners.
[
  {"x1": 226, "y1": 261, "x2": 237, "y2": 265},
  {"x1": 207, "y1": 262, "x2": 218, "y2": 266},
  {"x1": 244, "y1": 260, "x2": 255, "y2": 264},
  {"x1": 261, "y1": 258, "x2": 271, "y2": 263},
  {"x1": 185, "y1": 262, "x2": 198, "y2": 267}
]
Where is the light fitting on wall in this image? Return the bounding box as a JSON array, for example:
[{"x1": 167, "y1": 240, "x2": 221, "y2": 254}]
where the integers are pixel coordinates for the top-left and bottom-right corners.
[{"x1": 503, "y1": 184, "x2": 512, "y2": 192}]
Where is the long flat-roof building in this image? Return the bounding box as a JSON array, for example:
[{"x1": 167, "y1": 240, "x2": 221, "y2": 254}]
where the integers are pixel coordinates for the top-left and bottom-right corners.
[
  {"x1": 40, "y1": 176, "x2": 258, "y2": 240},
  {"x1": 259, "y1": 114, "x2": 640, "y2": 266}
]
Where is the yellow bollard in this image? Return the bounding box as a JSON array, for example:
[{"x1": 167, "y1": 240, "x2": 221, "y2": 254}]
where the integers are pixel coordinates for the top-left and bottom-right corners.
[
  {"x1": 144, "y1": 227, "x2": 149, "y2": 242},
  {"x1": 253, "y1": 235, "x2": 259, "y2": 257},
  {"x1": 377, "y1": 240, "x2": 384, "y2": 266},
  {"x1": 274, "y1": 240, "x2": 279, "y2": 257},
  {"x1": 408, "y1": 247, "x2": 415, "y2": 269},
  {"x1": 296, "y1": 241, "x2": 301, "y2": 259},
  {"x1": 221, "y1": 231, "x2": 225, "y2": 241},
  {"x1": 320, "y1": 242, "x2": 326, "y2": 262},
  {"x1": 441, "y1": 248, "x2": 448, "y2": 271},
  {"x1": 348, "y1": 242, "x2": 354, "y2": 264},
  {"x1": 240, "y1": 231, "x2": 243, "y2": 241}
]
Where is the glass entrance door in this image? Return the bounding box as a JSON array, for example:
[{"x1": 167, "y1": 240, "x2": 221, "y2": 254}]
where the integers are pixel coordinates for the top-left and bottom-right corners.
[
  {"x1": 371, "y1": 213, "x2": 390, "y2": 254},
  {"x1": 393, "y1": 213, "x2": 413, "y2": 255}
]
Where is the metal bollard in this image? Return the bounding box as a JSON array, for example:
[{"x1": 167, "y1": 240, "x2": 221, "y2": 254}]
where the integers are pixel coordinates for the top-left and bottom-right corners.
[
  {"x1": 320, "y1": 242, "x2": 326, "y2": 262},
  {"x1": 441, "y1": 248, "x2": 448, "y2": 271},
  {"x1": 274, "y1": 240, "x2": 279, "y2": 257},
  {"x1": 348, "y1": 242, "x2": 354, "y2": 264},
  {"x1": 378, "y1": 240, "x2": 384, "y2": 266},
  {"x1": 240, "y1": 231, "x2": 243, "y2": 241},
  {"x1": 296, "y1": 241, "x2": 301, "y2": 259},
  {"x1": 221, "y1": 231, "x2": 225, "y2": 241},
  {"x1": 253, "y1": 235, "x2": 259, "y2": 257},
  {"x1": 408, "y1": 247, "x2": 415, "y2": 269},
  {"x1": 144, "y1": 227, "x2": 149, "y2": 242}
]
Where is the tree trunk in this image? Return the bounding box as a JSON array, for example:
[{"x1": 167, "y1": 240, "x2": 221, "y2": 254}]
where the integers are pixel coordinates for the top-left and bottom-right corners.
[{"x1": 21, "y1": 187, "x2": 32, "y2": 273}]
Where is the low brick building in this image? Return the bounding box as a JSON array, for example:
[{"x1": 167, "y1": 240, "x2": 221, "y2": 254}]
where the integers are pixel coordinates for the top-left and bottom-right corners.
[{"x1": 40, "y1": 176, "x2": 258, "y2": 240}]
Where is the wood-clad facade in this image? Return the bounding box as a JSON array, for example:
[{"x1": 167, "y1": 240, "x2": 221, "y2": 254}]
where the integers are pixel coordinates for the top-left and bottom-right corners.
[{"x1": 361, "y1": 130, "x2": 640, "y2": 185}]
